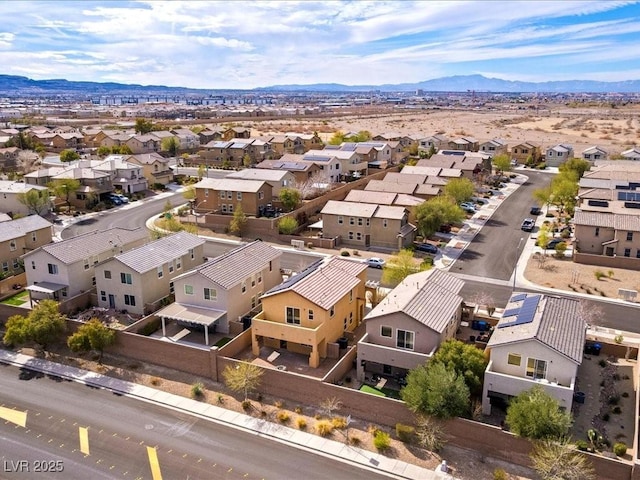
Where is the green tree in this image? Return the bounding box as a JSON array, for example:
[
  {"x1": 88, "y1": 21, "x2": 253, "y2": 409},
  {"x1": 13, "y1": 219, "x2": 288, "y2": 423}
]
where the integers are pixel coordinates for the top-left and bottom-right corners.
[
  {"x1": 414, "y1": 197, "x2": 464, "y2": 238},
  {"x1": 279, "y1": 187, "x2": 301, "y2": 211},
  {"x1": 443, "y1": 177, "x2": 475, "y2": 204},
  {"x1": 3, "y1": 299, "x2": 67, "y2": 352},
  {"x1": 197, "y1": 164, "x2": 206, "y2": 180},
  {"x1": 161, "y1": 136, "x2": 180, "y2": 156},
  {"x1": 492, "y1": 153, "x2": 512, "y2": 173},
  {"x1": 229, "y1": 204, "x2": 247, "y2": 236},
  {"x1": 533, "y1": 185, "x2": 553, "y2": 215},
  {"x1": 430, "y1": 339, "x2": 488, "y2": 396},
  {"x1": 328, "y1": 131, "x2": 345, "y2": 145},
  {"x1": 67, "y1": 318, "x2": 116, "y2": 363},
  {"x1": 559, "y1": 158, "x2": 591, "y2": 179},
  {"x1": 278, "y1": 216, "x2": 299, "y2": 234},
  {"x1": 48, "y1": 178, "x2": 81, "y2": 212},
  {"x1": 97, "y1": 145, "x2": 111, "y2": 157},
  {"x1": 60, "y1": 149, "x2": 80, "y2": 163},
  {"x1": 114, "y1": 144, "x2": 133, "y2": 155},
  {"x1": 550, "y1": 176, "x2": 578, "y2": 214},
  {"x1": 381, "y1": 249, "x2": 430, "y2": 286},
  {"x1": 242, "y1": 153, "x2": 252, "y2": 168},
  {"x1": 347, "y1": 130, "x2": 372, "y2": 142},
  {"x1": 183, "y1": 185, "x2": 196, "y2": 203},
  {"x1": 222, "y1": 362, "x2": 263, "y2": 401},
  {"x1": 17, "y1": 188, "x2": 50, "y2": 215},
  {"x1": 401, "y1": 362, "x2": 470, "y2": 419},
  {"x1": 506, "y1": 386, "x2": 572, "y2": 440},
  {"x1": 536, "y1": 224, "x2": 552, "y2": 251},
  {"x1": 530, "y1": 439, "x2": 595, "y2": 480},
  {"x1": 134, "y1": 117, "x2": 154, "y2": 134}
]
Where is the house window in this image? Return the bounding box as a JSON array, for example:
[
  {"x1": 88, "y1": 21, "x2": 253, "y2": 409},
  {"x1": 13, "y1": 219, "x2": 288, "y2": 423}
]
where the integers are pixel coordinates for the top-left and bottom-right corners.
[
  {"x1": 221, "y1": 204, "x2": 227, "y2": 213},
  {"x1": 12, "y1": 258, "x2": 19, "y2": 269},
  {"x1": 357, "y1": 218, "x2": 363, "y2": 226},
  {"x1": 350, "y1": 311, "x2": 353, "y2": 325},
  {"x1": 1, "y1": 262, "x2": 8, "y2": 273},
  {"x1": 348, "y1": 231, "x2": 354, "y2": 240},
  {"x1": 627, "y1": 232, "x2": 633, "y2": 242},
  {"x1": 595, "y1": 227, "x2": 600, "y2": 237},
  {"x1": 184, "y1": 284, "x2": 194, "y2": 295},
  {"x1": 308, "y1": 309, "x2": 314, "y2": 321},
  {"x1": 251, "y1": 296, "x2": 256, "y2": 309},
  {"x1": 344, "y1": 318, "x2": 347, "y2": 330},
  {"x1": 176, "y1": 258, "x2": 181, "y2": 269},
  {"x1": 383, "y1": 219, "x2": 388, "y2": 228},
  {"x1": 104, "y1": 270, "x2": 111, "y2": 279},
  {"x1": 356, "y1": 232, "x2": 362, "y2": 240},
  {"x1": 168, "y1": 261, "x2": 174, "y2": 273},
  {"x1": 526, "y1": 358, "x2": 547, "y2": 380},
  {"x1": 624, "y1": 248, "x2": 631, "y2": 257},
  {"x1": 205, "y1": 189, "x2": 209, "y2": 197},
  {"x1": 257, "y1": 271, "x2": 262, "y2": 283},
  {"x1": 241, "y1": 281, "x2": 246, "y2": 293},
  {"x1": 330, "y1": 305, "x2": 335, "y2": 317},
  {"x1": 61, "y1": 288, "x2": 68, "y2": 298},
  {"x1": 48, "y1": 263, "x2": 58, "y2": 275},
  {"x1": 366, "y1": 218, "x2": 370, "y2": 226},
  {"x1": 157, "y1": 266, "x2": 164, "y2": 278},
  {"x1": 381, "y1": 326, "x2": 392, "y2": 337},
  {"x1": 258, "y1": 191, "x2": 264, "y2": 200},
  {"x1": 237, "y1": 191, "x2": 242, "y2": 200},
  {"x1": 286, "y1": 307, "x2": 300, "y2": 324},
  {"x1": 397, "y1": 330, "x2": 414, "y2": 350},
  {"x1": 219, "y1": 190, "x2": 225, "y2": 199},
  {"x1": 349, "y1": 290, "x2": 353, "y2": 302},
  {"x1": 251, "y1": 274, "x2": 256, "y2": 287},
  {"x1": 189, "y1": 248, "x2": 194, "y2": 260},
  {"x1": 228, "y1": 204, "x2": 234, "y2": 213},
  {"x1": 507, "y1": 353, "x2": 521, "y2": 366},
  {"x1": 83, "y1": 259, "x2": 90, "y2": 270},
  {"x1": 31, "y1": 261, "x2": 35, "y2": 270},
  {"x1": 338, "y1": 216, "x2": 343, "y2": 224},
  {"x1": 100, "y1": 291, "x2": 106, "y2": 302},
  {"x1": 120, "y1": 272, "x2": 132, "y2": 284},
  {"x1": 9, "y1": 240, "x2": 16, "y2": 251},
  {"x1": 124, "y1": 295, "x2": 136, "y2": 306},
  {"x1": 169, "y1": 281, "x2": 174, "y2": 294},
  {"x1": 204, "y1": 287, "x2": 217, "y2": 301},
  {"x1": 636, "y1": 250, "x2": 640, "y2": 259},
  {"x1": 32, "y1": 232, "x2": 37, "y2": 242}
]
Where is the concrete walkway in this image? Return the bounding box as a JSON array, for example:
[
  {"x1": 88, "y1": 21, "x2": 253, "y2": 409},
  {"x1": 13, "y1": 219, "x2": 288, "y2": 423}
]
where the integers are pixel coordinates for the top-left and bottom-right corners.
[{"x1": 0, "y1": 349, "x2": 452, "y2": 480}]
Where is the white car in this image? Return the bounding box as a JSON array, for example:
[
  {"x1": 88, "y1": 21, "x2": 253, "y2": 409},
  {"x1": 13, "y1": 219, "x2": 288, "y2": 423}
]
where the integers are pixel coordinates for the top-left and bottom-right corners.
[
  {"x1": 115, "y1": 194, "x2": 129, "y2": 204},
  {"x1": 365, "y1": 257, "x2": 386, "y2": 269}
]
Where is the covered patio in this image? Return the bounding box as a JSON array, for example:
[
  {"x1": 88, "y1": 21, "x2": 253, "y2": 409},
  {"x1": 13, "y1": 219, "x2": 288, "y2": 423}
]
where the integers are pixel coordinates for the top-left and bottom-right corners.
[
  {"x1": 155, "y1": 302, "x2": 226, "y2": 346},
  {"x1": 25, "y1": 282, "x2": 68, "y2": 307}
]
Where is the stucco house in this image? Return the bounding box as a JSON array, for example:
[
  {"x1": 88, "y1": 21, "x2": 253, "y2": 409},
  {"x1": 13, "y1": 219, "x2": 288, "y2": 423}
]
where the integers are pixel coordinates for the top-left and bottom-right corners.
[
  {"x1": 357, "y1": 269, "x2": 465, "y2": 382},
  {"x1": 418, "y1": 134, "x2": 449, "y2": 153},
  {"x1": 621, "y1": 147, "x2": 640, "y2": 161},
  {"x1": 482, "y1": 293, "x2": 586, "y2": 415},
  {"x1": 127, "y1": 152, "x2": 174, "y2": 186},
  {"x1": 251, "y1": 256, "x2": 367, "y2": 368},
  {"x1": 545, "y1": 144, "x2": 574, "y2": 167},
  {"x1": 582, "y1": 146, "x2": 607, "y2": 162},
  {"x1": 448, "y1": 137, "x2": 479, "y2": 152},
  {"x1": 192, "y1": 177, "x2": 273, "y2": 216},
  {"x1": 479, "y1": 139, "x2": 508, "y2": 158},
  {"x1": 511, "y1": 142, "x2": 542, "y2": 164},
  {"x1": 155, "y1": 240, "x2": 282, "y2": 341},
  {"x1": 225, "y1": 169, "x2": 295, "y2": 197},
  {"x1": 0, "y1": 180, "x2": 52, "y2": 217},
  {"x1": 0, "y1": 215, "x2": 53, "y2": 277}
]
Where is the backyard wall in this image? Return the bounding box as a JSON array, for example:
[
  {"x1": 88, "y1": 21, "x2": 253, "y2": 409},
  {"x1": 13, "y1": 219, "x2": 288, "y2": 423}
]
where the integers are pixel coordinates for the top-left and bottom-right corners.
[
  {"x1": 0, "y1": 273, "x2": 26, "y2": 297},
  {"x1": 574, "y1": 252, "x2": 640, "y2": 271}
]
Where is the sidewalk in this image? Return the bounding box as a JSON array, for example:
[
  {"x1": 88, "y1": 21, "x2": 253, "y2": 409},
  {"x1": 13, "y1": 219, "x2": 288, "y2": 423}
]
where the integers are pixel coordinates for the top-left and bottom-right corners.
[{"x1": 0, "y1": 349, "x2": 452, "y2": 480}]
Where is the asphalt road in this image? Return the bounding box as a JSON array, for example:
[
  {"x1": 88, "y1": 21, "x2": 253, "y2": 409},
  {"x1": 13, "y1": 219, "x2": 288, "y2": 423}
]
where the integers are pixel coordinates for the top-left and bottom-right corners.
[{"x1": 0, "y1": 364, "x2": 391, "y2": 480}]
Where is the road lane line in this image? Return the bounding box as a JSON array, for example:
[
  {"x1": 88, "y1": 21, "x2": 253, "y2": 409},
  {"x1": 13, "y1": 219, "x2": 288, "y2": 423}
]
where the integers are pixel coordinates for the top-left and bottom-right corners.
[
  {"x1": 146, "y1": 446, "x2": 163, "y2": 480},
  {"x1": 79, "y1": 426, "x2": 90, "y2": 455},
  {"x1": 0, "y1": 406, "x2": 27, "y2": 427}
]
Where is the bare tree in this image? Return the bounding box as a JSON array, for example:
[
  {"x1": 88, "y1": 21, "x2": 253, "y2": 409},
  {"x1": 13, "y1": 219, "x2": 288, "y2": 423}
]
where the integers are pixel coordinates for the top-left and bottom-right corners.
[
  {"x1": 576, "y1": 299, "x2": 603, "y2": 328},
  {"x1": 531, "y1": 439, "x2": 595, "y2": 480},
  {"x1": 468, "y1": 291, "x2": 496, "y2": 317},
  {"x1": 17, "y1": 150, "x2": 41, "y2": 174},
  {"x1": 293, "y1": 169, "x2": 334, "y2": 200},
  {"x1": 320, "y1": 397, "x2": 342, "y2": 418},
  {"x1": 415, "y1": 416, "x2": 447, "y2": 453}
]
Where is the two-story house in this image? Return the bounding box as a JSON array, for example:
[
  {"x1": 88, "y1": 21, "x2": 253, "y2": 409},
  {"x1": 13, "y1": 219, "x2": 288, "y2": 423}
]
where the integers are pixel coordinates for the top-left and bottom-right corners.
[
  {"x1": 127, "y1": 152, "x2": 174, "y2": 186},
  {"x1": 482, "y1": 293, "x2": 586, "y2": 415},
  {"x1": 545, "y1": 144, "x2": 574, "y2": 167},
  {"x1": 192, "y1": 177, "x2": 273, "y2": 216},
  {"x1": 0, "y1": 216, "x2": 52, "y2": 277},
  {"x1": 479, "y1": 139, "x2": 508, "y2": 158},
  {"x1": 0, "y1": 180, "x2": 52, "y2": 217},
  {"x1": 511, "y1": 141, "x2": 542, "y2": 164},
  {"x1": 0, "y1": 147, "x2": 19, "y2": 171},
  {"x1": 225, "y1": 169, "x2": 295, "y2": 197},
  {"x1": 155, "y1": 240, "x2": 282, "y2": 341},
  {"x1": 356, "y1": 269, "x2": 465, "y2": 383},
  {"x1": 95, "y1": 156, "x2": 148, "y2": 194},
  {"x1": 251, "y1": 256, "x2": 367, "y2": 368},
  {"x1": 621, "y1": 147, "x2": 640, "y2": 161},
  {"x1": 418, "y1": 134, "x2": 449, "y2": 153},
  {"x1": 255, "y1": 157, "x2": 322, "y2": 185},
  {"x1": 448, "y1": 137, "x2": 479, "y2": 152},
  {"x1": 125, "y1": 134, "x2": 161, "y2": 154},
  {"x1": 94, "y1": 232, "x2": 206, "y2": 315},
  {"x1": 23, "y1": 227, "x2": 148, "y2": 303},
  {"x1": 582, "y1": 146, "x2": 607, "y2": 162}
]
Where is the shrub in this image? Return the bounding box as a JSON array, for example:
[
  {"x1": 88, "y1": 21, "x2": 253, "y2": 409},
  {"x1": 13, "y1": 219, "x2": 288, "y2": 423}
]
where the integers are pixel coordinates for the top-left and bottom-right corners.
[
  {"x1": 614, "y1": 442, "x2": 627, "y2": 456},
  {"x1": 396, "y1": 423, "x2": 415, "y2": 442},
  {"x1": 608, "y1": 394, "x2": 620, "y2": 405},
  {"x1": 294, "y1": 406, "x2": 303, "y2": 414},
  {"x1": 575, "y1": 440, "x2": 589, "y2": 451},
  {"x1": 276, "y1": 411, "x2": 290, "y2": 423},
  {"x1": 607, "y1": 270, "x2": 615, "y2": 278},
  {"x1": 614, "y1": 334, "x2": 624, "y2": 344},
  {"x1": 241, "y1": 400, "x2": 252, "y2": 411},
  {"x1": 332, "y1": 417, "x2": 347, "y2": 429},
  {"x1": 560, "y1": 229, "x2": 571, "y2": 238},
  {"x1": 150, "y1": 377, "x2": 161, "y2": 386},
  {"x1": 599, "y1": 359, "x2": 607, "y2": 368},
  {"x1": 349, "y1": 435, "x2": 361, "y2": 446},
  {"x1": 603, "y1": 413, "x2": 610, "y2": 421},
  {"x1": 612, "y1": 406, "x2": 622, "y2": 414},
  {"x1": 316, "y1": 420, "x2": 334, "y2": 437},
  {"x1": 217, "y1": 393, "x2": 225, "y2": 404},
  {"x1": 493, "y1": 469, "x2": 508, "y2": 480},
  {"x1": 275, "y1": 400, "x2": 284, "y2": 408},
  {"x1": 594, "y1": 270, "x2": 605, "y2": 280},
  {"x1": 622, "y1": 392, "x2": 629, "y2": 398},
  {"x1": 190, "y1": 382, "x2": 205, "y2": 399},
  {"x1": 277, "y1": 216, "x2": 298, "y2": 235},
  {"x1": 340, "y1": 249, "x2": 350, "y2": 257},
  {"x1": 373, "y1": 430, "x2": 391, "y2": 452},
  {"x1": 296, "y1": 417, "x2": 307, "y2": 430}
]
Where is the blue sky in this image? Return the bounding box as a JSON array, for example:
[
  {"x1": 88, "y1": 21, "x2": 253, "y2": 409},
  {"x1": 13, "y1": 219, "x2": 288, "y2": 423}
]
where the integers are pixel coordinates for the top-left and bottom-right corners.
[{"x1": 0, "y1": 1, "x2": 639, "y2": 89}]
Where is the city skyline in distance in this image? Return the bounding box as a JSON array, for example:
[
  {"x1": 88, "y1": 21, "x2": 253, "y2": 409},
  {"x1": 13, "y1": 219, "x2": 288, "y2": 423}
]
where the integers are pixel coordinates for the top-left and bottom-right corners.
[{"x1": 1, "y1": 1, "x2": 639, "y2": 90}]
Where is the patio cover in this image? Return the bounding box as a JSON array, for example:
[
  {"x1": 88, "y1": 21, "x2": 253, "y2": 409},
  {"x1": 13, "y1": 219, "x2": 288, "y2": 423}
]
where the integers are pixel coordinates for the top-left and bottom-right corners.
[
  {"x1": 155, "y1": 303, "x2": 225, "y2": 327},
  {"x1": 26, "y1": 282, "x2": 67, "y2": 294}
]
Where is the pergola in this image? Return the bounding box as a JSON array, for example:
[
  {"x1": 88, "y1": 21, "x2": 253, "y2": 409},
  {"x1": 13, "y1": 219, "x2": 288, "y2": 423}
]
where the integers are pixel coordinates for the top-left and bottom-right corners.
[
  {"x1": 155, "y1": 302, "x2": 226, "y2": 346},
  {"x1": 25, "y1": 282, "x2": 67, "y2": 307}
]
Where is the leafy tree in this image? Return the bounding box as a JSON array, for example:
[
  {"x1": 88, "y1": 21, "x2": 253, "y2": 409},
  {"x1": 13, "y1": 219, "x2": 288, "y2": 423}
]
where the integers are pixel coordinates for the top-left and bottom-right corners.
[
  {"x1": 506, "y1": 386, "x2": 572, "y2": 440},
  {"x1": 67, "y1": 318, "x2": 116, "y2": 363},
  {"x1": 381, "y1": 249, "x2": 429, "y2": 286},
  {"x1": 197, "y1": 164, "x2": 206, "y2": 180},
  {"x1": 3, "y1": 299, "x2": 67, "y2": 351},
  {"x1": 559, "y1": 158, "x2": 591, "y2": 179},
  {"x1": 161, "y1": 136, "x2": 179, "y2": 156},
  {"x1": 533, "y1": 185, "x2": 553, "y2": 215},
  {"x1": 328, "y1": 131, "x2": 345, "y2": 145},
  {"x1": 492, "y1": 154, "x2": 512, "y2": 173},
  {"x1": 401, "y1": 362, "x2": 470, "y2": 419},
  {"x1": 60, "y1": 149, "x2": 80, "y2": 163},
  {"x1": 113, "y1": 144, "x2": 133, "y2": 155},
  {"x1": 229, "y1": 204, "x2": 247, "y2": 236},
  {"x1": 550, "y1": 176, "x2": 578, "y2": 214},
  {"x1": 134, "y1": 117, "x2": 154, "y2": 135},
  {"x1": 278, "y1": 216, "x2": 299, "y2": 234},
  {"x1": 530, "y1": 439, "x2": 595, "y2": 480},
  {"x1": 414, "y1": 197, "x2": 464, "y2": 238},
  {"x1": 443, "y1": 177, "x2": 475, "y2": 204},
  {"x1": 536, "y1": 224, "x2": 552, "y2": 251},
  {"x1": 427, "y1": 144, "x2": 437, "y2": 158},
  {"x1": 183, "y1": 186, "x2": 196, "y2": 202},
  {"x1": 97, "y1": 145, "x2": 111, "y2": 157},
  {"x1": 48, "y1": 178, "x2": 81, "y2": 212},
  {"x1": 347, "y1": 130, "x2": 372, "y2": 142},
  {"x1": 17, "y1": 188, "x2": 50, "y2": 215},
  {"x1": 430, "y1": 339, "x2": 488, "y2": 397},
  {"x1": 279, "y1": 187, "x2": 301, "y2": 211},
  {"x1": 222, "y1": 362, "x2": 263, "y2": 401},
  {"x1": 242, "y1": 153, "x2": 252, "y2": 168}
]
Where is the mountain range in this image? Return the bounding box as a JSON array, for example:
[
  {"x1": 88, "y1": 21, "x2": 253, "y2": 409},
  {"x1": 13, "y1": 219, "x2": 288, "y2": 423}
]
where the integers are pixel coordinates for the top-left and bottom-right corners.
[{"x1": 1, "y1": 73, "x2": 639, "y2": 95}]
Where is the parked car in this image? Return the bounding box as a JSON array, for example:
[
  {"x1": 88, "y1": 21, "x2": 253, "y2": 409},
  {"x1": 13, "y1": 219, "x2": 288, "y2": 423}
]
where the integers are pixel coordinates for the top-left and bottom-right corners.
[
  {"x1": 546, "y1": 238, "x2": 566, "y2": 250},
  {"x1": 415, "y1": 243, "x2": 438, "y2": 255},
  {"x1": 115, "y1": 194, "x2": 129, "y2": 204},
  {"x1": 365, "y1": 257, "x2": 386, "y2": 269},
  {"x1": 460, "y1": 202, "x2": 476, "y2": 214},
  {"x1": 521, "y1": 218, "x2": 535, "y2": 232},
  {"x1": 530, "y1": 206, "x2": 541, "y2": 215},
  {"x1": 106, "y1": 193, "x2": 122, "y2": 205}
]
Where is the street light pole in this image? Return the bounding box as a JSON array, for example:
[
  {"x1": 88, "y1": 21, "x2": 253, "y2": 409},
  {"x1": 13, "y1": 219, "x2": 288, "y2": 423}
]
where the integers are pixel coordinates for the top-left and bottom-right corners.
[{"x1": 513, "y1": 237, "x2": 524, "y2": 292}]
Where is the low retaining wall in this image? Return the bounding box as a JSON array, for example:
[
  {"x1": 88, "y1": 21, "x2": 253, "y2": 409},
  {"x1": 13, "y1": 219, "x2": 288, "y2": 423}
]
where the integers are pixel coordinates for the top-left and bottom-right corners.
[{"x1": 574, "y1": 252, "x2": 640, "y2": 271}]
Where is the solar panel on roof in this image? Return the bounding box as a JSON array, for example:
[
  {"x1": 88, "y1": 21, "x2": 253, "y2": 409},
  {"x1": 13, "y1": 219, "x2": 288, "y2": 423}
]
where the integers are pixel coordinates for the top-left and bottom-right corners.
[
  {"x1": 511, "y1": 293, "x2": 527, "y2": 302},
  {"x1": 502, "y1": 307, "x2": 521, "y2": 317},
  {"x1": 498, "y1": 295, "x2": 541, "y2": 328}
]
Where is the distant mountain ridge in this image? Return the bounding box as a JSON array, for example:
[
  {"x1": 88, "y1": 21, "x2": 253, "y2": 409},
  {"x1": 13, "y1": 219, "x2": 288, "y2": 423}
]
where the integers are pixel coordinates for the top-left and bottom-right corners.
[{"x1": 1, "y1": 73, "x2": 639, "y2": 95}]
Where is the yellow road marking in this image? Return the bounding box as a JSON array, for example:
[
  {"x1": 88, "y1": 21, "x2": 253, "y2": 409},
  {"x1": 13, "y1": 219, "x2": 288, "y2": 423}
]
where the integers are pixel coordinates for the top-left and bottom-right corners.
[
  {"x1": 0, "y1": 406, "x2": 27, "y2": 427},
  {"x1": 79, "y1": 427, "x2": 90, "y2": 455},
  {"x1": 147, "y1": 446, "x2": 163, "y2": 480}
]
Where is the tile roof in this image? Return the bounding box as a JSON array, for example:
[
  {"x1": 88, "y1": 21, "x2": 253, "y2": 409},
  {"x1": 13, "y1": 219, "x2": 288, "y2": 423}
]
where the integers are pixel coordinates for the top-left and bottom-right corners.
[
  {"x1": 573, "y1": 210, "x2": 640, "y2": 232},
  {"x1": 344, "y1": 190, "x2": 398, "y2": 205},
  {"x1": 383, "y1": 172, "x2": 427, "y2": 184},
  {"x1": 364, "y1": 180, "x2": 417, "y2": 194},
  {"x1": 365, "y1": 269, "x2": 464, "y2": 333},
  {"x1": 0, "y1": 215, "x2": 52, "y2": 242},
  {"x1": 226, "y1": 169, "x2": 291, "y2": 182},
  {"x1": 194, "y1": 178, "x2": 268, "y2": 193},
  {"x1": 178, "y1": 240, "x2": 281, "y2": 289},
  {"x1": 34, "y1": 227, "x2": 148, "y2": 264},
  {"x1": 113, "y1": 232, "x2": 204, "y2": 273},
  {"x1": 321, "y1": 200, "x2": 377, "y2": 217},
  {"x1": 373, "y1": 205, "x2": 406, "y2": 220}
]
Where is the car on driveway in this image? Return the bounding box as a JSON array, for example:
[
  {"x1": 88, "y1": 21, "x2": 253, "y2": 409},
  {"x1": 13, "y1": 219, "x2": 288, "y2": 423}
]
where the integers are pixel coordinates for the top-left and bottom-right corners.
[
  {"x1": 107, "y1": 193, "x2": 122, "y2": 205},
  {"x1": 546, "y1": 238, "x2": 566, "y2": 250},
  {"x1": 115, "y1": 194, "x2": 129, "y2": 204},
  {"x1": 521, "y1": 218, "x2": 535, "y2": 232},
  {"x1": 415, "y1": 243, "x2": 438, "y2": 255},
  {"x1": 365, "y1": 257, "x2": 386, "y2": 269},
  {"x1": 460, "y1": 202, "x2": 476, "y2": 214}
]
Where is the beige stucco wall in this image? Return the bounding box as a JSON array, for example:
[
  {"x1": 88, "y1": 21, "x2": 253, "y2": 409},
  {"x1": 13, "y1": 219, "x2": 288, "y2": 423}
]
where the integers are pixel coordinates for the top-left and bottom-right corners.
[{"x1": 575, "y1": 224, "x2": 640, "y2": 258}]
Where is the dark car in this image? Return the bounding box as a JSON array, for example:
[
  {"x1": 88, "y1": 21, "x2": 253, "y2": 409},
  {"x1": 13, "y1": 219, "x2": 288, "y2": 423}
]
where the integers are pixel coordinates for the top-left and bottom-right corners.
[
  {"x1": 438, "y1": 224, "x2": 452, "y2": 233},
  {"x1": 415, "y1": 243, "x2": 438, "y2": 255},
  {"x1": 546, "y1": 238, "x2": 566, "y2": 250},
  {"x1": 530, "y1": 206, "x2": 542, "y2": 215},
  {"x1": 521, "y1": 218, "x2": 535, "y2": 232}
]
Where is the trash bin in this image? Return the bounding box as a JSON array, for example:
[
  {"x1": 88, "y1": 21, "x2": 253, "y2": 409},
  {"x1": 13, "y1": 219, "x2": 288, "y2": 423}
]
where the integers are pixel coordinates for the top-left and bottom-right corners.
[
  {"x1": 337, "y1": 337, "x2": 348, "y2": 350},
  {"x1": 574, "y1": 392, "x2": 586, "y2": 404}
]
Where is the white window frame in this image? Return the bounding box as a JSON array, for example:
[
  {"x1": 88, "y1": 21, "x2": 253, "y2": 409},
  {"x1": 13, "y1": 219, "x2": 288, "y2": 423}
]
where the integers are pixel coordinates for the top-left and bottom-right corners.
[
  {"x1": 381, "y1": 326, "x2": 392, "y2": 337},
  {"x1": 397, "y1": 329, "x2": 415, "y2": 350},
  {"x1": 286, "y1": 306, "x2": 301, "y2": 324},
  {"x1": 157, "y1": 266, "x2": 164, "y2": 278},
  {"x1": 526, "y1": 358, "x2": 547, "y2": 380},
  {"x1": 184, "y1": 284, "x2": 194, "y2": 295},
  {"x1": 204, "y1": 287, "x2": 217, "y2": 301}
]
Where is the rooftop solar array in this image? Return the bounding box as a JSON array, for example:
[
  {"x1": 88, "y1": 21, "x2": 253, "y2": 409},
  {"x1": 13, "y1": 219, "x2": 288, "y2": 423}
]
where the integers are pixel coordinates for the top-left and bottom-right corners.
[
  {"x1": 618, "y1": 191, "x2": 640, "y2": 202},
  {"x1": 498, "y1": 294, "x2": 541, "y2": 329},
  {"x1": 303, "y1": 154, "x2": 334, "y2": 162}
]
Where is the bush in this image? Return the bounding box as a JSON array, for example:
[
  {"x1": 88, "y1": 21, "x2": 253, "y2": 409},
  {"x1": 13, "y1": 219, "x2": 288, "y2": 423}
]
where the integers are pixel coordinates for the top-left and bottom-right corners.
[
  {"x1": 139, "y1": 319, "x2": 160, "y2": 336},
  {"x1": 294, "y1": 406, "x2": 303, "y2": 414},
  {"x1": 316, "y1": 420, "x2": 334, "y2": 437},
  {"x1": 275, "y1": 400, "x2": 284, "y2": 408},
  {"x1": 396, "y1": 423, "x2": 415, "y2": 442},
  {"x1": 608, "y1": 394, "x2": 620, "y2": 405},
  {"x1": 331, "y1": 417, "x2": 347, "y2": 429},
  {"x1": 349, "y1": 435, "x2": 361, "y2": 446},
  {"x1": 599, "y1": 359, "x2": 607, "y2": 368},
  {"x1": 622, "y1": 391, "x2": 629, "y2": 398},
  {"x1": 603, "y1": 413, "x2": 610, "y2": 421},
  {"x1": 575, "y1": 440, "x2": 589, "y2": 451},
  {"x1": 612, "y1": 406, "x2": 622, "y2": 414},
  {"x1": 217, "y1": 393, "x2": 225, "y2": 404},
  {"x1": 594, "y1": 270, "x2": 605, "y2": 280},
  {"x1": 241, "y1": 400, "x2": 252, "y2": 411},
  {"x1": 276, "y1": 411, "x2": 290, "y2": 423},
  {"x1": 340, "y1": 249, "x2": 350, "y2": 257},
  {"x1": 150, "y1": 377, "x2": 161, "y2": 386},
  {"x1": 277, "y1": 216, "x2": 298, "y2": 235},
  {"x1": 373, "y1": 430, "x2": 391, "y2": 452},
  {"x1": 296, "y1": 417, "x2": 307, "y2": 430},
  {"x1": 493, "y1": 469, "x2": 508, "y2": 480},
  {"x1": 190, "y1": 382, "x2": 205, "y2": 399},
  {"x1": 613, "y1": 442, "x2": 627, "y2": 456}
]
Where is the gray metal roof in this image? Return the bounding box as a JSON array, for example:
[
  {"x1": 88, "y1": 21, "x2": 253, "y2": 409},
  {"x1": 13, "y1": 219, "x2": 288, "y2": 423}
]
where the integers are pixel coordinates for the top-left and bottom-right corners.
[
  {"x1": 0, "y1": 215, "x2": 52, "y2": 243},
  {"x1": 114, "y1": 232, "x2": 204, "y2": 273}
]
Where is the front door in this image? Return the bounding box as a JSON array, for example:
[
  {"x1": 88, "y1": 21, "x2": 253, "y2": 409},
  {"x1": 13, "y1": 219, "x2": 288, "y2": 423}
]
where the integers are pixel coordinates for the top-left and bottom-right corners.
[{"x1": 108, "y1": 294, "x2": 115, "y2": 309}]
